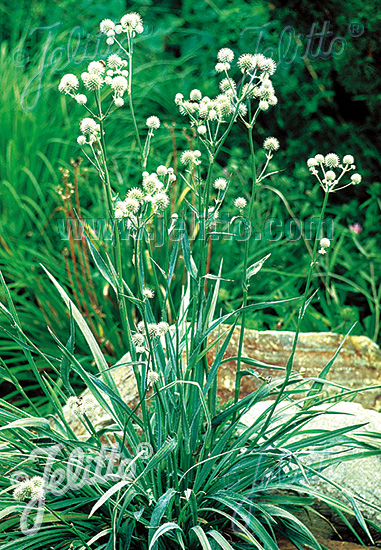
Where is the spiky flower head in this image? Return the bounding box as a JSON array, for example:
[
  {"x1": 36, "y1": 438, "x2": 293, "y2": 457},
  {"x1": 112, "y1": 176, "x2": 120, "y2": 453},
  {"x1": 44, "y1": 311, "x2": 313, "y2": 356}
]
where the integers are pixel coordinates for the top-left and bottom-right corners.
[
  {"x1": 152, "y1": 192, "x2": 170, "y2": 212},
  {"x1": 237, "y1": 54, "x2": 255, "y2": 72},
  {"x1": 142, "y1": 288, "x2": 154, "y2": 299},
  {"x1": 120, "y1": 12, "x2": 143, "y2": 33},
  {"x1": 215, "y1": 62, "x2": 230, "y2": 73},
  {"x1": 343, "y1": 154, "x2": 354, "y2": 165},
  {"x1": 132, "y1": 333, "x2": 145, "y2": 346},
  {"x1": 213, "y1": 177, "x2": 227, "y2": 191},
  {"x1": 107, "y1": 54, "x2": 123, "y2": 69},
  {"x1": 146, "y1": 116, "x2": 160, "y2": 130},
  {"x1": 259, "y1": 100, "x2": 269, "y2": 111},
  {"x1": 80, "y1": 118, "x2": 99, "y2": 135},
  {"x1": 100, "y1": 19, "x2": 115, "y2": 34},
  {"x1": 180, "y1": 150, "x2": 201, "y2": 166},
  {"x1": 258, "y1": 57, "x2": 277, "y2": 75},
  {"x1": 88, "y1": 61, "x2": 106, "y2": 75},
  {"x1": 13, "y1": 477, "x2": 45, "y2": 502},
  {"x1": 157, "y1": 321, "x2": 170, "y2": 335},
  {"x1": 263, "y1": 137, "x2": 280, "y2": 152},
  {"x1": 190, "y1": 89, "x2": 202, "y2": 101},
  {"x1": 219, "y1": 78, "x2": 236, "y2": 93},
  {"x1": 147, "y1": 370, "x2": 160, "y2": 386},
  {"x1": 114, "y1": 97, "x2": 124, "y2": 107},
  {"x1": 197, "y1": 125, "x2": 207, "y2": 135},
  {"x1": 234, "y1": 197, "x2": 247, "y2": 209},
  {"x1": 111, "y1": 76, "x2": 128, "y2": 95},
  {"x1": 124, "y1": 197, "x2": 140, "y2": 214},
  {"x1": 143, "y1": 174, "x2": 161, "y2": 195},
  {"x1": 127, "y1": 188, "x2": 145, "y2": 203},
  {"x1": 324, "y1": 153, "x2": 340, "y2": 168},
  {"x1": 315, "y1": 154, "x2": 324, "y2": 163},
  {"x1": 217, "y1": 48, "x2": 234, "y2": 63},
  {"x1": 351, "y1": 173, "x2": 362, "y2": 184},
  {"x1": 82, "y1": 72, "x2": 104, "y2": 90},
  {"x1": 58, "y1": 74, "x2": 79, "y2": 94}
]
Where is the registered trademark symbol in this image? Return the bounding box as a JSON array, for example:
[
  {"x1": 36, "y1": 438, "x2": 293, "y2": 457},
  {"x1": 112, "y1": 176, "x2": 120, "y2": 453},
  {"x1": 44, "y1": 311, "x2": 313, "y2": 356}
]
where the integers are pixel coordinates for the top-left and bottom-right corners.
[{"x1": 348, "y1": 21, "x2": 364, "y2": 37}]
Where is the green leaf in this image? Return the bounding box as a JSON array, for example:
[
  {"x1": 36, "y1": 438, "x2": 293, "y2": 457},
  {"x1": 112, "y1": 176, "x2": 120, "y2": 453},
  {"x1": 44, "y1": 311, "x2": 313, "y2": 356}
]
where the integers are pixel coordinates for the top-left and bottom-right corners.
[
  {"x1": 148, "y1": 522, "x2": 184, "y2": 550},
  {"x1": 246, "y1": 253, "x2": 271, "y2": 283}
]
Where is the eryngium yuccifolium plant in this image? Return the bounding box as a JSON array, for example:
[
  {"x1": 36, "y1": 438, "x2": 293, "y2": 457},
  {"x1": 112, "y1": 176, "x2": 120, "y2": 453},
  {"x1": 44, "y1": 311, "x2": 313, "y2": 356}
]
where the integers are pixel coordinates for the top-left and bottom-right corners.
[{"x1": 0, "y1": 11, "x2": 376, "y2": 550}]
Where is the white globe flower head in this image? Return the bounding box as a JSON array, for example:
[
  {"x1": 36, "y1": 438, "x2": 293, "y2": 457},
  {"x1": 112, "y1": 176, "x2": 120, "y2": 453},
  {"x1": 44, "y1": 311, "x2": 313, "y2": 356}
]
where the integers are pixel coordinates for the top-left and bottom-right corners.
[
  {"x1": 127, "y1": 188, "x2": 145, "y2": 203},
  {"x1": 13, "y1": 477, "x2": 45, "y2": 502},
  {"x1": 157, "y1": 321, "x2": 170, "y2": 335},
  {"x1": 315, "y1": 154, "x2": 324, "y2": 163},
  {"x1": 132, "y1": 332, "x2": 145, "y2": 346},
  {"x1": 235, "y1": 197, "x2": 247, "y2": 209},
  {"x1": 146, "y1": 116, "x2": 160, "y2": 130},
  {"x1": 58, "y1": 74, "x2": 79, "y2": 94},
  {"x1": 190, "y1": 89, "x2": 202, "y2": 101},
  {"x1": 324, "y1": 153, "x2": 340, "y2": 168},
  {"x1": 307, "y1": 158, "x2": 318, "y2": 168},
  {"x1": 107, "y1": 54, "x2": 123, "y2": 69},
  {"x1": 320, "y1": 238, "x2": 330, "y2": 249},
  {"x1": 105, "y1": 76, "x2": 113, "y2": 85},
  {"x1": 124, "y1": 197, "x2": 140, "y2": 214},
  {"x1": 115, "y1": 24, "x2": 123, "y2": 34},
  {"x1": 80, "y1": 118, "x2": 98, "y2": 135},
  {"x1": 219, "y1": 78, "x2": 236, "y2": 93},
  {"x1": 258, "y1": 57, "x2": 277, "y2": 75},
  {"x1": 156, "y1": 165, "x2": 168, "y2": 176},
  {"x1": 217, "y1": 48, "x2": 234, "y2": 63},
  {"x1": 142, "y1": 287, "x2": 154, "y2": 299},
  {"x1": 325, "y1": 170, "x2": 336, "y2": 181},
  {"x1": 147, "y1": 370, "x2": 160, "y2": 387},
  {"x1": 111, "y1": 76, "x2": 128, "y2": 94},
  {"x1": 213, "y1": 177, "x2": 227, "y2": 191},
  {"x1": 114, "y1": 97, "x2": 124, "y2": 107},
  {"x1": 263, "y1": 137, "x2": 280, "y2": 152},
  {"x1": 215, "y1": 62, "x2": 230, "y2": 73},
  {"x1": 106, "y1": 37, "x2": 115, "y2": 45},
  {"x1": 88, "y1": 61, "x2": 106, "y2": 75},
  {"x1": 237, "y1": 54, "x2": 255, "y2": 72},
  {"x1": 197, "y1": 125, "x2": 207, "y2": 135},
  {"x1": 75, "y1": 94, "x2": 87, "y2": 105},
  {"x1": 100, "y1": 19, "x2": 115, "y2": 34},
  {"x1": 343, "y1": 154, "x2": 354, "y2": 165},
  {"x1": 174, "y1": 93, "x2": 183, "y2": 105},
  {"x1": 82, "y1": 72, "x2": 104, "y2": 91},
  {"x1": 77, "y1": 135, "x2": 86, "y2": 146},
  {"x1": 319, "y1": 237, "x2": 331, "y2": 255},
  {"x1": 107, "y1": 29, "x2": 115, "y2": 37},
  {"x1": 152, "y1": 192, "x2": 170, "y2": 211},
  {"x1": 259, "y1": 100, "x2": 269, "y2": 111},
  {"x1": 268, "y1": 95, "x2": 278, "y2": 106},
  {"x1": 120, "y1": 12, "x2": 143, "y2": 32},
  {"x1": 351, "y1": 173, "x2": 362, "y2": 184}
]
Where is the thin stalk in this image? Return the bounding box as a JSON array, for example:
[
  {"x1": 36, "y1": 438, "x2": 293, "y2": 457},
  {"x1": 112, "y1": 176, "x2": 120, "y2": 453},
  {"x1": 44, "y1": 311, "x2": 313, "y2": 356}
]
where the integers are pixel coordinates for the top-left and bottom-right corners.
[{"x1": 234, "y1": 124, "x2": 257, "y2": 404}]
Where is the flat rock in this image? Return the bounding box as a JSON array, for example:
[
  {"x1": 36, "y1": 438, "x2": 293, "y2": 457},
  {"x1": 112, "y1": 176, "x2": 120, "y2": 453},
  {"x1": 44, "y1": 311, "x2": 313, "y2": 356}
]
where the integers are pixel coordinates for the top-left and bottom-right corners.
[{"x1": 212, "y1": 328, "x2": 381, "y2": 410}]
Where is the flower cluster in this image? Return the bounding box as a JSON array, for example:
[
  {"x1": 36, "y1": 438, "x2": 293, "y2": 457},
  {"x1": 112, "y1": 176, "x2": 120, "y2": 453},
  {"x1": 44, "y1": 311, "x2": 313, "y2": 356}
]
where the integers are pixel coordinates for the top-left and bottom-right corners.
[
  {"x1": 100, "y1": 12, "x2": 144, "y2": 44},
  {"x1": 67, "y1": 395, "x2": 96, "y2": 417},
  {"x1": 307, "y1": 153, "x2": 361, "y2": 193},
  {"x1": 77, "y1": 118, "x2": 101, "y2": 146},
  {"x1": 175, "y1": 50, "x2": 277, "y2": 147},
  {"x1": 13, "y1": 476, "x2": 45, "y2": 502},
  {"x1": 58, "y1": 54, "x2": 130, "y2": 112},
  {"x1": 114, "y1": 166, "x2": 175, "y2": 219}
]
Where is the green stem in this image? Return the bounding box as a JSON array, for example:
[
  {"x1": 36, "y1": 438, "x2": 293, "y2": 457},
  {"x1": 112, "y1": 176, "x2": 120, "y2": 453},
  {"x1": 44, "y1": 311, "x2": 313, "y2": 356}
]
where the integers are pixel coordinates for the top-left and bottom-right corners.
[
  {"x1": 96, "y1": 93, "x2": 135, "y2": 360},
  {"x1": 234, "y1": 124, "x2": 257, "y2": 404}
]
